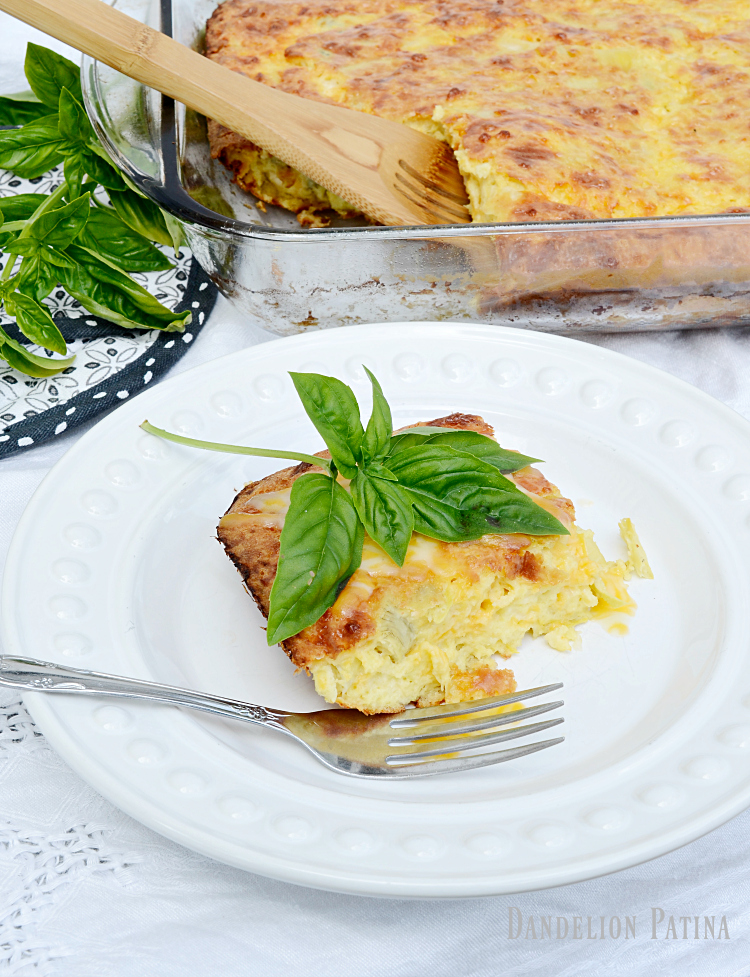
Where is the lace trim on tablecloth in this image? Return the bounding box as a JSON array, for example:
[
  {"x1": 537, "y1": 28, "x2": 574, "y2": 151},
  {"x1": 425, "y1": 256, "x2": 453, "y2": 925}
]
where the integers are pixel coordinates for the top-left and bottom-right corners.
[
  {"x1": 0, "y1": 693, "x2": 142, "y2": 976},
  {"x1": 0, "y1": 694, "x2": 45, "y2": 758}
]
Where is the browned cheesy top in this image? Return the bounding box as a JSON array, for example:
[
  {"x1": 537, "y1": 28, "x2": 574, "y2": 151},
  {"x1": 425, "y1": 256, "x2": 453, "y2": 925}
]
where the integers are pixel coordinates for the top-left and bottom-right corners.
[{"x1": 206, "y1": 0, "x2": 750, "y2": 222}]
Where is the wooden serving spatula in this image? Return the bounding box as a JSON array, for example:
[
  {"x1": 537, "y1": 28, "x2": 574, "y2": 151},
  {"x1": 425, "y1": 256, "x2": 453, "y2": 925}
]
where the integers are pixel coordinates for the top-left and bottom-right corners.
[{"x1": 0, "y1": 0, "x2": 471, "y2": 226}]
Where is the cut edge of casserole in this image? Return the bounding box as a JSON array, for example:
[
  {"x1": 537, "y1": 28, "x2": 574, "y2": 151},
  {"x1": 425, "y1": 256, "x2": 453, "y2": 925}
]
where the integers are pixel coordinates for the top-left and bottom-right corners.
[
  {"x1": 217, "y1": 412, "x2": 652, "y2": 715},
  {"x1": 208, "y1": 120, "x2": 362, "y2": 227}
]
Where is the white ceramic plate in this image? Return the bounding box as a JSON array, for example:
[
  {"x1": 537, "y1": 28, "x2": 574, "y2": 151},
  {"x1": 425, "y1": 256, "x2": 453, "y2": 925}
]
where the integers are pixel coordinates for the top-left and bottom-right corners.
[{"x1": 4, "y1": 323, "x2": 750, "y2": 897}]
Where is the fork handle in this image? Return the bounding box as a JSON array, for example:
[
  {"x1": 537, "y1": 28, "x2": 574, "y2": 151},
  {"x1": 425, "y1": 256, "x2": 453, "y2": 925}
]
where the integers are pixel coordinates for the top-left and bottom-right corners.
[{"x1": 0, "y1": 655, "x2": 289, "y2": 728}]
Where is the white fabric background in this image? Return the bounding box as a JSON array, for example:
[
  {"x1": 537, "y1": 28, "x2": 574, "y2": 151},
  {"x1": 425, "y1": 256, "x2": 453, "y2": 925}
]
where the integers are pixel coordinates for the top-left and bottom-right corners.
[{"x1": 2, "y1": 14, "x2": 750, "y2": 976}]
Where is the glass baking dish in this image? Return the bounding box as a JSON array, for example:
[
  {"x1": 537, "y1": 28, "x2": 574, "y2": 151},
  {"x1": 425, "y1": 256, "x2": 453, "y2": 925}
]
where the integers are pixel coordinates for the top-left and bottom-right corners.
[{"x1": 81, "y1": 0, "x2": 750, "y2": 335}]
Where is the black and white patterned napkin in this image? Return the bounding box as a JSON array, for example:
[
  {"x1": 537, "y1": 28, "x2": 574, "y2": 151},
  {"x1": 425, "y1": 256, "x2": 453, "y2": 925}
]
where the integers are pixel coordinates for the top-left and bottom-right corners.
[{"x1": 0, "y1": 166, "x2": 218, "y2": 459}]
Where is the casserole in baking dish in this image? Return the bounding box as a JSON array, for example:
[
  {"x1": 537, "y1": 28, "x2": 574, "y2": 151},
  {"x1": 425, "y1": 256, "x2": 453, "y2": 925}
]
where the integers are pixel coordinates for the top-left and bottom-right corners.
[
  {"x1": 206, "y1": 0, "x2": 750, "y2": 228},
  {"x1": 82, "y1": 0, "x2": 750, "y2": 333}
]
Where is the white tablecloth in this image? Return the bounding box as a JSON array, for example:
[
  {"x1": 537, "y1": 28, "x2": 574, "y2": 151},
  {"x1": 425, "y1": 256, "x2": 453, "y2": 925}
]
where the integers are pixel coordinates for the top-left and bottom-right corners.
[{"x1": 2, "y1": 15, "x2": 750, "y2": 977}]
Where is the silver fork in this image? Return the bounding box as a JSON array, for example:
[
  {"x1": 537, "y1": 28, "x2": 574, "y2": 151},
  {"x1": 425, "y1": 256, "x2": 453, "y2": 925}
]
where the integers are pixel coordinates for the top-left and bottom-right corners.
[{"x1": 0, "y1": 656, "x2": 563, "y2": 779}]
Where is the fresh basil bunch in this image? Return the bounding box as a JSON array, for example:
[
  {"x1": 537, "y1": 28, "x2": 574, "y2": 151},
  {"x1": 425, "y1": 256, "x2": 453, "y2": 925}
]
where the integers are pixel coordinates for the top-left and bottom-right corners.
[
  {"x1": 0, "y1": 43, "x2": 189, "y2": 378},
  {"x1": 142, "y1": 369, "x2": 568, "y2": 645}
]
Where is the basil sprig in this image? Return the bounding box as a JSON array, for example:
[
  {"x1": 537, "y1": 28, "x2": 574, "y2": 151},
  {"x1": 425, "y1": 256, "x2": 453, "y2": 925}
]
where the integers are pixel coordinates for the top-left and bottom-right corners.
[
  {"x1": 143, "y1": 369, "x2": 569, "y2": 645},
  {"x1": 0, "y1": 43, "x2": 186, "y2": 378}
]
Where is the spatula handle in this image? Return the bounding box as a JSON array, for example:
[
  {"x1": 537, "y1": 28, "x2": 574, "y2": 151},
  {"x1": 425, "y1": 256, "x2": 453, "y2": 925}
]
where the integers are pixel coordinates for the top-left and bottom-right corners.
[{"x1": 0, "y1": 0, "x2": 424, "y2": 224}]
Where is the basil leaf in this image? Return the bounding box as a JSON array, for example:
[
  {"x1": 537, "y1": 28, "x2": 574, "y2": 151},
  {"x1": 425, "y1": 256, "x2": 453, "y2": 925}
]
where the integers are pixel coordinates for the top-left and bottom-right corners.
[
  {"x1": 4, "y1": 290, "x2": 66, "y2": 354},
  {"x1": 0, "y1": 95, "x2": 48, "y2": 126},
  {"x1": 0, "y1": 326, "x2": 74, "y2": 377},
  {"x1": 163, "y1": 211, "x2": 184, "y2": 255},
  {"x1": 390, "y1": 429, "x2": 539, "y2": 472},
  {"x1": 449, "y1": 483, "x2": 568, "y2": 536},
  {"x1": 60, "y1": 243, "x2": 190, "y2": 331},
  {"x1": 30, "y1": 193, "x2": 90, "y2": 248},
  {"x1": 361, "y1": 366, "x2": 392, "y2": 463},
  {"x1": 38, "y1": 248, "x2": 75, "y2": 270},
  {"x1": 388, "y1": 444, "x2": 517, "y2": 501},
  {"x1": 407, "y1": 485, "x2": 568, "y2": 541},
  {"x1": 15, "y1": 253, "x2": 60, "y2": 303},
  {"x1": 0, "y1": 194, "x2": 46, "y2": 222},
  {"x1": 389, "y1": 445, "x2": 568, "y2": 537},
  {"x1": 77, "y1": 207, "x2": 171, "y2": 272},
  {"x1": 58, "y1": 88, "x2": 93, "y2": 151},
  {"x1": 63, "y1": 152, "x2": 85, "y2": 199},
  {"x1": 365, "y1": 461, "x2": 396, "y2": 480},
  {"x1": 108, "y1": 187, "x2": 173, "y2": 247},
  {"x1": 0, "y1": 116, "x2": 65, "y2": 178},
  {"x1": 350, "y1": 470, "x2": 414, "y2": 566},
  {"x1": 6, "y1": 238, "x2": 40, "y2": 257},
  {"x1": 83, "y1": 150, "x2": 128, "y2": 191},
  {"x1": 267, "y1": 473, "x2": 364, "y2": 645},
  {"x1": 24, "y1": 43, "x2": 81, "y2": 108},
  {"x1": 406, "y1": 491, "x2": 487, "y2": 542},
  {"x1": 289, "y1": 372, "x2": 364, "y2": 478},
  {"x1": 188, "y1": 184, "x2": 235, "y2": 219},
  {"x1": 390, "y1": 432, "x2": 450, "y2": 454}
]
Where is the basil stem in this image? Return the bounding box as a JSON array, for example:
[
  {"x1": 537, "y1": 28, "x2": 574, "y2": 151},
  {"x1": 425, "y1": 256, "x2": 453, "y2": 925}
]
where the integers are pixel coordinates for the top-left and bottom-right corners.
[{"x1": 140, "y1": 421, "x2": 333, "y2": 471}]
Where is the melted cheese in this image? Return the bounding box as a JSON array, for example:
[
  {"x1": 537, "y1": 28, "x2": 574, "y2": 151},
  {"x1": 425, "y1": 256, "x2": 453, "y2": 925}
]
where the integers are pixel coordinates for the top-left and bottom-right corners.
[
  {"x1": 309, "y1": 522, "x2": 644, "y2": 712},
  {"x1": 206, "y1": 0, "x2": 750, "y2": 224},
  {"x1": 222, "y1": 488, "x2": 292, "y2": 529}
]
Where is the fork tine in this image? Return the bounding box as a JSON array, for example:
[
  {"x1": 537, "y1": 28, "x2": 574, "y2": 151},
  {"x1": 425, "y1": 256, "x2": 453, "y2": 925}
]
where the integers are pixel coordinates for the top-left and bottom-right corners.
[
  {"x1": 383, "y1": 736, "x2": 565, "y2": 777},
  {"x1": 386, "y1": 717, "x2": 564, "y2": 763},
  {"x1": 388, "y1": 699, "x2": 563, "y2": 745},
  {"x1": 389, "y1": 683, "x2": 564, "y2": 728},
  {"x1": 393, "y1": 182, "x2": 470, "y2": 223},
  {"x1": 398, "y1": 158, "x2": 469, "y2": 204},
  {"x1": 394, "y1": 173, "x2": 470, "y2": 220}
]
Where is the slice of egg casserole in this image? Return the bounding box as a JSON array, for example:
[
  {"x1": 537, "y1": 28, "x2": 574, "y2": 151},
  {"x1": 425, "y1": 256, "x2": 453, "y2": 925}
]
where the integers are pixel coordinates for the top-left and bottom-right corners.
[
  {"x1": 218, "y1": 413, "x2": 652, "y2": 714},
  {"x1": 205, "y1": 0, "x2": 750, "y2": 226}
]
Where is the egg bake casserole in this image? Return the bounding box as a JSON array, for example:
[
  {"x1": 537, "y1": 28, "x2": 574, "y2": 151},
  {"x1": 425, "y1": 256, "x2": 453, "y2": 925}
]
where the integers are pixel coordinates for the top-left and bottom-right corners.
[
  {"x1": 218, "y1": 413, "x2": 652, "y2": 714},
  {"x1": 205, "y1": 0, "x2": 750, "y2": 227}
]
